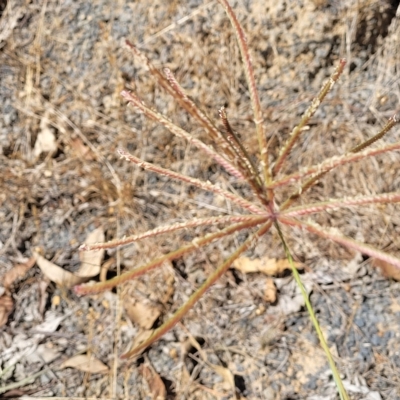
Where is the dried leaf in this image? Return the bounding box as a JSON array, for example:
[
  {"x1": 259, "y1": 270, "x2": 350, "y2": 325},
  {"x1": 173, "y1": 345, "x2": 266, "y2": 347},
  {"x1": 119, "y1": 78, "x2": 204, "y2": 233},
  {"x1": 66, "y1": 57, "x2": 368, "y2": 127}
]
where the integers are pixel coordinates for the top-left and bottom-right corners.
[
  {"x1": 33, "y1": 126, "x2": 57, "y2": 157},
  {"x1": 3, "y1": 257, "x2": 36, "y2": 289},
  {"x1": 0, "y1": 295, "x2": 13, "y2": 327},
  {"x1": 211, "y1": 365, "x2": 235, "y2": 391},
  {"x1": 123, "y1": 265, "x2": 174, "y2": 329},
  {"x1": 139, "y1": 362, "x2": 166, "y2": 400},
  {"x1": 34, "y1": 311, "x2": 65, "y2": 335},
  {"x1": 264, "y1": 278, "x2": 277, "y2": 303},
  {"x1": 372, "y1": 258, "x2": 400, "y2": 281},
  {"x1": 124, "y1": 299, "x2": 160, "y2": 330},
  {"x1": 34, "y1": 252, "x2": 85, "y2": 288},
  {"x1": 61, "y1": 354, "x2": 108, "y2": 374},
  {"x1": 232, "y1": 256, "x2": 302, "y2": 275},
  {"x1": 77, "y1": 227, "x2": 105, "y2": 278},
  {"x1": 26, "y1": 343, "x2": 60, "y2": 364}
]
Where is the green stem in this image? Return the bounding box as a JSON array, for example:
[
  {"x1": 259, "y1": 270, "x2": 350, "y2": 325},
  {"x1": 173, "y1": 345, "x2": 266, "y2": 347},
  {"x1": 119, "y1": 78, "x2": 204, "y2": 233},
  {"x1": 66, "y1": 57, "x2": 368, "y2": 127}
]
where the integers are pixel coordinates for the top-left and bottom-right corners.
[{"x1": 274, "y1": 221, "x2": 349, "y2": 400}]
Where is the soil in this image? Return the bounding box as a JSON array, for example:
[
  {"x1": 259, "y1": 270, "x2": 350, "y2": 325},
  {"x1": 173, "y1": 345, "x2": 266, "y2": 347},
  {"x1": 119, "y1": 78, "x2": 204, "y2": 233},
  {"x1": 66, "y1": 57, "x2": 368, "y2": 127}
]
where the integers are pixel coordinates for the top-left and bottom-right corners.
[{"x1": 1, "y1": 0, "x2": 400, "y2": 399}]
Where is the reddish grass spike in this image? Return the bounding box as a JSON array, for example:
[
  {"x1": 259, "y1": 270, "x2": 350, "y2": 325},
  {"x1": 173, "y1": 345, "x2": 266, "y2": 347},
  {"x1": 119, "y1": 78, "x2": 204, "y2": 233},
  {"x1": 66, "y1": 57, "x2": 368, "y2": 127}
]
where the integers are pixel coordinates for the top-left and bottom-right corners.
[
  {"x1": 279, "y1": 115, "x2": 399, "y2": 211},
  {"x1": 125, "y1": 40, "x2": 242, "y2": 171},
  {"x1": 163, "y1": 67, "x2": 235, "y2": 156},
  {"x1": 282, "y1": 192, "x2": 400, "y2": 218},
  {"x1": 218, "y1": 107, "x2": 259, "y2": 178},
  {"x1": 273, "y1": 59, "x2": 346, "y2": 176},
  {"x1": 350, "y1": 114, "x2": 398, "y2": 153},
  {"x1": 74, "y1": 217, "x2": 269, "y2": 296},
  {"x1": 217, "y1": 0, "x2": 270, "y2": 186},
  {"x1": 218, "y1": 107, "x2": 267, "y2": 203},
  {"x1": 79, "y1": 215, "x2": 264, "y2": 251},
  {"x1": 279, "y1": 216, "x2": 400, "y2": 270},
  {"x1": 118, "y1": 148, "x2": 266, "y2": 215},
  {"x1": 268, "y1": 140, "x2": 400, "y2": 190},
  {"x1": 120, "y1": 90, "x2": 245, "y2": 180},
  {"x1": 120, "y1": 220, "x2": 273, "y2": 358}
]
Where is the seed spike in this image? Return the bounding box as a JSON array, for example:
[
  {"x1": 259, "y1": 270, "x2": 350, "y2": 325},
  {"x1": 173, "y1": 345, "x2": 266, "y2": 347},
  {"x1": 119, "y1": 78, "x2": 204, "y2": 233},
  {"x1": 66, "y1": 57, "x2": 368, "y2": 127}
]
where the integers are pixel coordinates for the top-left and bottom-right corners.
[
  {"x1": 121, "y1": 90, "x2": 245, "y2": 180},
  {"x1": 118, "y1": 149, "x2": 266, "y2": 215},
  {"x1": 280, "y1": 115, "x2": 399, "y2": 210},
  {"x1": 273, "y1": 59, "x2": 346, "y2": 176},
  {"x1": 279, "y1": 216, "x2": 400, "y2": 270},
  {"x1": 217, "y1": 0, "x2": 271, "y2": 188},
  {"x1": 80, "y1": 215, "x2": 265, "y2": 251},
  {"x1": 282, "y1": 191, "x2": 400, "y2": 218},
  {"x1": 163, "y1": 67, "x2": 238, "y2": 161}
]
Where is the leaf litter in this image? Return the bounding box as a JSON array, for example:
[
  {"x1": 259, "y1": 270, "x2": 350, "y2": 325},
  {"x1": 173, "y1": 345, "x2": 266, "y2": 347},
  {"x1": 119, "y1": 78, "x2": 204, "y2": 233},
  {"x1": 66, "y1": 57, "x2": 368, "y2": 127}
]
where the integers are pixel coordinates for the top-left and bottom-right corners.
[{"x1": 33, "y1": 226, "x2": 105, "y2": 287}]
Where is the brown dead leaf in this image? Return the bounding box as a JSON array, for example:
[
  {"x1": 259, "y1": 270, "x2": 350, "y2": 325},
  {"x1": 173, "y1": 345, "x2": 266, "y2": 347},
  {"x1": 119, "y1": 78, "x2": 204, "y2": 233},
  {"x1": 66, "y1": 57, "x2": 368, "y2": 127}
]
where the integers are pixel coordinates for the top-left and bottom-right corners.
[
  {"x1": 123, "y1": 264, "x2": 175, "y2": 329},
  {"x1": 232, "y1": 256, "x2": 302, "y2": 276},
  {"x1": 77, "y1": 227, "x2": 105, "y2": 278},
  {"x1": 264, "y1": 278, "x2": 277, "y2": 303},
  {"x1": 3, "y1": 257, "x2": 35, "y2": 289},
  {"x1": 61, "y1": 354, "x2": 108, "y2": 374},
  {"x1": 0, "y1": 295, "x2": 13, "y2": 327},
  {"x1": 34, "y1": 252, "x2": 85, "y2": 288},
  {"x1": 139, "y1": 362, "x2": 166, "y2": 400},
  {"x1": 125, "y1": 300, "x2": 160, "y2": 330},
  {"x1": 372, "y1": 258, "x2": 400, "y2": 281}
]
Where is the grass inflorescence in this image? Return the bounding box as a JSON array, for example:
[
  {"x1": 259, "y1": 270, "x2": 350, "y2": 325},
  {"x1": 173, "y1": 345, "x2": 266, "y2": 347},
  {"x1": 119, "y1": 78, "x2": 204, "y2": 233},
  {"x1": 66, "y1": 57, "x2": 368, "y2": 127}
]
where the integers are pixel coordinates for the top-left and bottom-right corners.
[{"x1": 74, "y1": 1, "x2": 399, "y2": 397}]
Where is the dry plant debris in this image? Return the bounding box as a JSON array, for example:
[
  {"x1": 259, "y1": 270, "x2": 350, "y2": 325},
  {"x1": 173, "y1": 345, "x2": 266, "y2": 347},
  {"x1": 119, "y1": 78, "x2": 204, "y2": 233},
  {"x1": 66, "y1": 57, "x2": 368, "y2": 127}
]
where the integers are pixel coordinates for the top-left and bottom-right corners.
[
  {"x1": 1, "y1": 0, "x2": 400, "y2": 398},
  {"x1": 33, "y1": 227, "x2": 105, "y2": 288},
  {"x1": 232, "y1": 255, "x2": 303, "y2": 275},
  {"x1": 60, "y1": 354, "x2": 109, "y2": 374},
  {"x1": 0, "y1": 257, "x2": 35, "y2": 327}
]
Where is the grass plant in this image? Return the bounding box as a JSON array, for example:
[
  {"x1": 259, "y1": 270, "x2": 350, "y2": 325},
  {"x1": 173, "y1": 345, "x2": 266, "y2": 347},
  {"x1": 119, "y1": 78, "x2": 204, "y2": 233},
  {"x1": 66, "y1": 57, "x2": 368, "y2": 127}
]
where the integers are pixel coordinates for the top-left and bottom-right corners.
[{"x1": 74, "y1": 0, "x2": 399, "y2": 396}]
